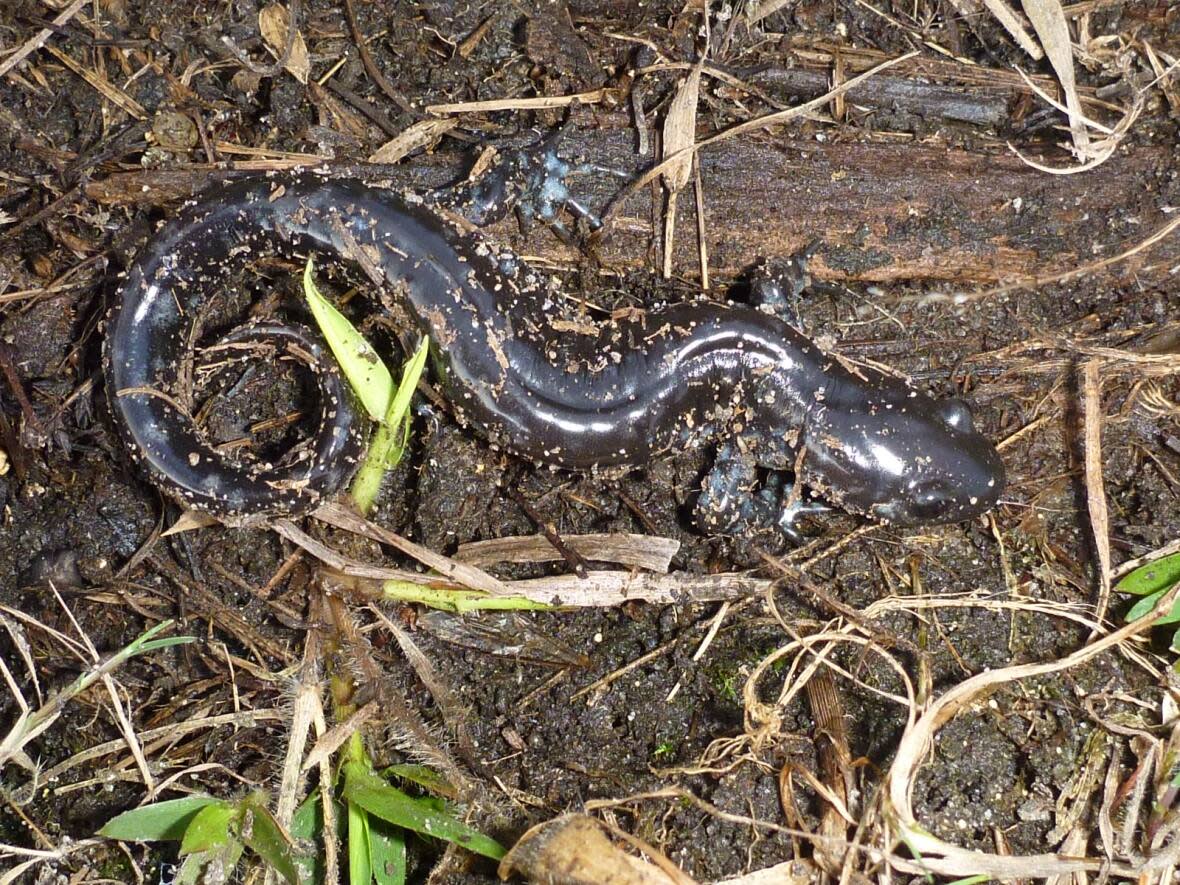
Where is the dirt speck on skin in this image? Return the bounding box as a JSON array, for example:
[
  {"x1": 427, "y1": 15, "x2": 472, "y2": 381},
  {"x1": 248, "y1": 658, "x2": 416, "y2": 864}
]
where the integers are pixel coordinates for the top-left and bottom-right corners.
[{"x1": 0, "y1": 0, "x2": 1178, "y2": 881}]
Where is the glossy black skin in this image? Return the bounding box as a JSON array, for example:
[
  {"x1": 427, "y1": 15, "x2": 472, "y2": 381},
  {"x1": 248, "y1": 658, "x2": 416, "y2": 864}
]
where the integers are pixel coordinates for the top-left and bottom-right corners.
[{"x1": 104, "y1": 172, "x2": 1005, "y2": 530}]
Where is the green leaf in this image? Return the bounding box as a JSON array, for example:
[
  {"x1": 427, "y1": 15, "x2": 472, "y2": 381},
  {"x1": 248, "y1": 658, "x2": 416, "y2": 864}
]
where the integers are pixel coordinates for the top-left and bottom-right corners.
[
  {"x1": 348, "y1": 799, "x2": 373, "y2": 885},
  {"x1": 290, "y1": 795, "x2": 320, "y2": 843},
  {"x1": 304, "y1": 257, "x2": 393, "y2": 421},
  {"x1": 99, "y1": 797, "x2": 226, "y2": 842},
  {"x1": 180, "y1": 802, "x2": 237, "y2": 855},
  {"x1": 343, "y1": 762, "x2": 504, "y2": 860},
  {"x1": 349, "y1": 338, "x2": 430, "y2": 514},
  {"x1": 291, "y1": 794, "x2": 346, "y2": 885},
  {"x1": 241, "y1": 797, "x2": 303, "y2": 885},
  {"x1": 1125, "y1": 588, "x2": 1180, "y2": 625},
  {"x1": 369, "y1": 820, "x2": 407, "y2": 885},
  {"x1": 1117, "y1": 552, "x2": 1180, "y2": 596}
]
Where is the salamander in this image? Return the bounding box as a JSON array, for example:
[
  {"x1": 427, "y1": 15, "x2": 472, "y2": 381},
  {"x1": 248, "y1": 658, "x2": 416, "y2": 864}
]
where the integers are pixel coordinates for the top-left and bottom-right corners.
[{"x1": 103, "y1": 169, "x2": 1005, "y2": 534}]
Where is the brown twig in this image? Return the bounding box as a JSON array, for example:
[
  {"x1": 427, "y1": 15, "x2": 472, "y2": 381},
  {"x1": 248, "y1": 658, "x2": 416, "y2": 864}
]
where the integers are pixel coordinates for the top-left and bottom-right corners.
[
  {"x1": 507, "y1": 486, "x2": 589, "y2": 579},
  {"x1": 342, "y1": 0, "x2": 414, "y2": 114}
]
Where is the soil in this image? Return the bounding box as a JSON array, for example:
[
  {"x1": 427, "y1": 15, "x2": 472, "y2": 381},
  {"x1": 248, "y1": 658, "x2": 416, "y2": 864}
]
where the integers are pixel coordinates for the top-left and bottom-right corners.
[{"x1": 1, "y1": 0, "x2": 1178, "y2": 883}]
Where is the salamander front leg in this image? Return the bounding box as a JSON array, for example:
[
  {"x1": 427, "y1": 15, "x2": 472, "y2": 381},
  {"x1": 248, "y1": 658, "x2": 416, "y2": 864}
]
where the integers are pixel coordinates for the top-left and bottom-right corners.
[
  {"x1": 695, "y1": 444, "x2": 831, "y2": 543},
  {"x1": 761, "y1": 473, "x2": 832, "y2": 543}
]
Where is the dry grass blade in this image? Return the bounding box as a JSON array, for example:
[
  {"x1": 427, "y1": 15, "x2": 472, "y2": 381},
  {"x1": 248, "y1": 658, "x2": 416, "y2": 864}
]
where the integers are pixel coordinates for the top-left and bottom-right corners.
[
  {"x1": 259, "y1": 4, "x2": 310, "y2": 84},
  {"x1": 1011, "y1": 93, "x2": 1142, "y2": 174},
  {"x1": 368, "y1": 118, "x2": 457, "y2": 163},
  {"x1": 40, "y1": 44, "x2": 147, "y2": 120},
  {"x1": 301, "y1": 701, "x2": 378, "y2": 773},
  {"x1": 0, "y1": 839, "x2": 101, "y2": 885},
  {"x1": 161, "y1": 508, "x2": 219, "y2": 536},
  {"x1": 273, "y1": 629, "x2": 322, "y2": 831},
  {"x1": 885, "y1": 581, "x2": 1180, "y2": 877},
  {"x1": 501, "y1": 570, "x2": 774, "y2": 606},
  {"x1": 0, "y1": 0, "x2": 87, "y2": 80},
  {"x1": 455, "y1": 532, "x2": 680, "y2": 573},
  {"x1": 982, "y1": 0, "x2": 1044, "y2": 59},
  {"x1": 1082, "y1": 359, "x2": 1112, "y2": 630},
  {"x1": 0, "y1": 618, "x2": 184, "y2": 771},
  {"x1": 712, "y1": 860, "x2": 812, "y2": 883},
  {"x1": 745, "y1": 0, "x2": 793, "y2": 25},
  {"x1": 311, "y1": 502, "x2": 514, "y2": 596},
  {"x1": 1022, "y1": 0, "x2": 1089, "y2": 153},
  {"x1": 426, "y1": 89, "x2": 614, "y2": 115},
  {"x1": 272, "y1": 518, "x2": 468, "y2": 587},
  {"x1": 661, "y1": 59, "x2": 703, "y2": 279}
]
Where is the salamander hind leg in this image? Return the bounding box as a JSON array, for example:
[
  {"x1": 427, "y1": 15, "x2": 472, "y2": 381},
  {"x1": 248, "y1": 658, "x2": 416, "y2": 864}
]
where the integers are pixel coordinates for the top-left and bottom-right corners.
[
  {"x1": 747, "y1": 242, "x2": 821, "y2": 329},
  {"x1": 441, "y1": 120, "x2": 605, "y2": 240}
]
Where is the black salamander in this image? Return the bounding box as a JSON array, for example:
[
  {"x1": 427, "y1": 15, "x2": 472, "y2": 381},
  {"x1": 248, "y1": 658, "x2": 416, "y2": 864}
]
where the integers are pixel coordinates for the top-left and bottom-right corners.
[{"x1": 103, "y1": 171, "x2": 1005, "y2": 533}]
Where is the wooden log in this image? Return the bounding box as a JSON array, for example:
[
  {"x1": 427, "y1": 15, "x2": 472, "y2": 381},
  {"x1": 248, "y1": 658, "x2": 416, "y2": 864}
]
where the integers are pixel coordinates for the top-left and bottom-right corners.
[{"x1": 84, "y1": 119, "x2": 1175, "y2": 285}]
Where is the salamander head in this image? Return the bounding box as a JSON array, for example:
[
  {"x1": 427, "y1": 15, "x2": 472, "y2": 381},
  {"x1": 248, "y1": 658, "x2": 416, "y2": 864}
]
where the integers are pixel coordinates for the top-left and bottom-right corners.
[{"x1": 804, "y1": 392, "x2": 1005, "y2": 527}]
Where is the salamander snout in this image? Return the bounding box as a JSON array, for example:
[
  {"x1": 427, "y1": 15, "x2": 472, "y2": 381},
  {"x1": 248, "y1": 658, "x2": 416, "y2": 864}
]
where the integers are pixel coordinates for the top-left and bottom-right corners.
[{"x1": 868, "y1": 425, "x2": 1006, "y2": 527}]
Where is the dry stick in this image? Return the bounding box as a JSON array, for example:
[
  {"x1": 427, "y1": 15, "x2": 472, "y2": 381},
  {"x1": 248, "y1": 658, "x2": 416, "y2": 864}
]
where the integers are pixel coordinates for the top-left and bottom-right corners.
[
  {"x1": 1081, "y1": 359, "x2": 1112, "y2": 632},
  {"x1": 886, "y1": 580, "x2": 1180, "y2": 879},
  {"x1": 0, "y1": 0, "x2": 88, "y2": 80}
]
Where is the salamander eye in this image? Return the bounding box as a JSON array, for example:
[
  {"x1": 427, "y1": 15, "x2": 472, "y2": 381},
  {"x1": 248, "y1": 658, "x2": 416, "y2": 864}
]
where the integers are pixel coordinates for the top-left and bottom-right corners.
[{"x1": 938, "y1": 398, "x2": 974, "y2": 432}]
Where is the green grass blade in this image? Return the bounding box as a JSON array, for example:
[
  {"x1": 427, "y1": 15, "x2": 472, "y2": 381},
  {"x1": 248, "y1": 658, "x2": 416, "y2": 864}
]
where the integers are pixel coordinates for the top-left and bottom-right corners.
[
  {"x1": 348, "y1": 800, "x2": 373, "y2": 885},
  {"x1": 382, "y1": 337, "x2": 429, "y2": 468},
  {"x1": 303, "y1": 258, "x2": 393, "y2": 421},
  {"x1": 379, "y1": 764, "x2": 457, "y2": 800},
  {"x1": 99, "y1": 797, "x2": 226, "y2": 841},
  {"x1": 381, "y1": 580, "x2": 551, "y2": 613},
  {"x1": 343, "y1": 762, "x2": 504, "y2": 861}
]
